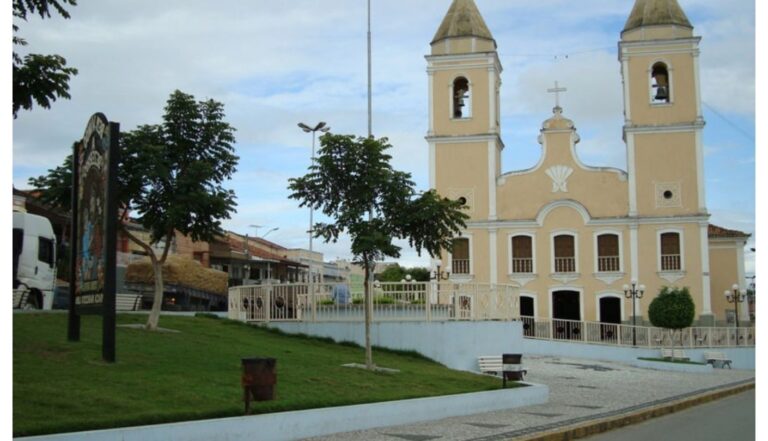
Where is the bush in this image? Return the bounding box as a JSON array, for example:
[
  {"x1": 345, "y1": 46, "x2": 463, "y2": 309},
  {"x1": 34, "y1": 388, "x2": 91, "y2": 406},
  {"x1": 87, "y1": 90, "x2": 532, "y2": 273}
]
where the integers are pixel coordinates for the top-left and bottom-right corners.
[{"x1": 648, "y1": 286, "x2": 695, "y2": 330}]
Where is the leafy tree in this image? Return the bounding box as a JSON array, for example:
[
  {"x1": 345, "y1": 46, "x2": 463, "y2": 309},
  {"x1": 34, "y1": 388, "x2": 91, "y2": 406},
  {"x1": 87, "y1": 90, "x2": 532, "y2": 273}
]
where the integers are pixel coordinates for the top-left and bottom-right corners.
[
  {"x1": 13, "y1": 0, "x2": 79, "y2": 117},
  {"x1": 28, "y1": 90, "x2": 239, "y2": 330},
  {"x1": 376, "y1": 264, "x2": 406, "y2": 282},
  {"x1": 289, "y1": 134, "x2": 467, "y2": 369},
  {"x1": 407, "y1": 267, "x2": 430, "y2": 282},
  {"x1": 648, "y1": 286, "x2": 695, "y2": 348}
]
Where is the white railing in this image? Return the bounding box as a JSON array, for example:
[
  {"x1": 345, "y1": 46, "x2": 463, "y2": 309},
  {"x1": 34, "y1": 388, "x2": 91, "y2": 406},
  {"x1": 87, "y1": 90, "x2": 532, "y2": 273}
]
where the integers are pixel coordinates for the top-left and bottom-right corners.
[
  {"x1": 661, "y1": 254, "x2": 681, "y2": 271},
  {"x1": 521, "y1": 316, "x2": 756, "y2": 348},
  {"x1": 512, "y1": 257, "x2": 533, "y2": 273},
  {"x1": 597, "y1": 256, "x2": 620, "y2": 272},
  {"x1": 554, "y1": 257, "x2": 575, "y2": 273},
  {"x1": 229, "y1": 281, "x2": 518, "y2": 323}
]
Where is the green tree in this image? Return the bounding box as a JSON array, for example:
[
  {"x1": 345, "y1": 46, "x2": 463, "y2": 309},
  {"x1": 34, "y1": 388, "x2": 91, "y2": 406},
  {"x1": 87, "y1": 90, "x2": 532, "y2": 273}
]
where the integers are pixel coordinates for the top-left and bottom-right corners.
[
  {"x1": 648, "y1": 286, "x2": 695, "y2": 348},
  {"x1": 28, "y1": 90, "x2": 239, "y2": 330},
  {"x1": 288, "y1": 134, "x2": 467, "y2": 369},
  {"x1": 376, "y1": 264, "x2": 406, "y2": 282},
  {"x1": 13, "y1": 0, "x2": 79, "y2": 118},
  {"x1": 407, "y1": 267, "x2": 430, "y2": 282}
]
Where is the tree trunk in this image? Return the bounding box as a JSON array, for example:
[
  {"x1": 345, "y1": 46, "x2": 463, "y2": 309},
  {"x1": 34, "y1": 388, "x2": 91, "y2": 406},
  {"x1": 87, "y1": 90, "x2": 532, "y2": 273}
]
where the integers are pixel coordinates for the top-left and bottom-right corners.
[
  {"x1": 364, "y1": 256, "x2": 374, "y2": 369},
  {"x1": 145, "y1": 254, "x2": 164, "y2": 330}
]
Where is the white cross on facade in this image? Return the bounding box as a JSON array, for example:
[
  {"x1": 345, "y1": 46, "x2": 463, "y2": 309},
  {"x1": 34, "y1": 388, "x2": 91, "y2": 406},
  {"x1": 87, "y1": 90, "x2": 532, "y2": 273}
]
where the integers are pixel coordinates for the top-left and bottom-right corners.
[{"x1": 547, "y1": 81, "x2": 567, "y2": 108}]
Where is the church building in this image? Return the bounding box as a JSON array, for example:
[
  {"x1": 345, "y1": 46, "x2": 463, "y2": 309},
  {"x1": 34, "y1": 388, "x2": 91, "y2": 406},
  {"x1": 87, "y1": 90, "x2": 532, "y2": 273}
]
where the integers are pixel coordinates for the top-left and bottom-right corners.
[{"x1": 428, "y1": 0, "x2": 751, "y2": 326}]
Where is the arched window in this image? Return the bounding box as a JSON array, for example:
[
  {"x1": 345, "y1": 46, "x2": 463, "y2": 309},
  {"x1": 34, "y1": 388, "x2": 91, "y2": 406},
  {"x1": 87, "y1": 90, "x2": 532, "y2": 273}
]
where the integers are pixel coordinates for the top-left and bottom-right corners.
[
  {"x1": 660, "y1": 232, "x2": 681, "y2": 271},
  {"x1": 452, "y1": 237, "x2": 470, "y2": 274},
  {"x1": 651, "y1": 62, "x2": 670, "y2": 103},
  {"x1": 452, "y1": 77, "x2": 471, "y2": 118},
  {"x1": 596, "y1": 234, "x2": 620, "y2": 272},
  {"x1": 553, "y1": 234, "x2": 576, "y2": 273},
  {"x1": 511, "y1": 235, "x2": 533, "y2": 273}
]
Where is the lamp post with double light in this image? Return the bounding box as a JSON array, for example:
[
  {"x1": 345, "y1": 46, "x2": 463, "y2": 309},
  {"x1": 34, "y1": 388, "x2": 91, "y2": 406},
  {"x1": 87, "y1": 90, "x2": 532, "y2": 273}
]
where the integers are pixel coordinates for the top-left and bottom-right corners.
[
  {"x1": 724, "y1": 283, "x2": 747, "y2": 345},
  {"x1": 297, "y1": 122, "x2": 330, "y2": 287},
  {"x1": 623, "y1": 280, "x2": 645, "y2": 346}
]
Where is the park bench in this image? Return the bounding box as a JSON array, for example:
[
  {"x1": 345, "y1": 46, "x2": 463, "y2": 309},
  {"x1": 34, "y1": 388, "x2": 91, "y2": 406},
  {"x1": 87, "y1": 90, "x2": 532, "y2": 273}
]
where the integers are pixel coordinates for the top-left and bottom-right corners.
[
  {"x1": 660, "y1": 348, "x2": 674, "y2": 359},
  {"x1": 672, "y1": 349, "x2": 690, "y2": 361},
  {"x1": 477, "y1": 354, "x2": 527, "y2": 387},
  {"x1": 704, "y1": 351, "x2": 732, "y2": 369},
  {"x1": 116, "y1": 293, "x2": 143, "y2": 311}
]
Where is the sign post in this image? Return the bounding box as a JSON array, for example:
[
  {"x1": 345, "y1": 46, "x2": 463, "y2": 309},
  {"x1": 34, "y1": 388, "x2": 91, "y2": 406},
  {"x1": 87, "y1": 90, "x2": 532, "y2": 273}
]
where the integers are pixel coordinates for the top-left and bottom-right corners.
[{"x1": 68, "y1": 113, "x2": 120, "y2": 362}]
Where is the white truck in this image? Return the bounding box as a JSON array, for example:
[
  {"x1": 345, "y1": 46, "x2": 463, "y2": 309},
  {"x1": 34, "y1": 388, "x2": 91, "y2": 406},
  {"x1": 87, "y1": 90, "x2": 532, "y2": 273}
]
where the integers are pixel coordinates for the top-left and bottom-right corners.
[{"x1": 12, "y1": 211, "x2": 57, "y2": 309}]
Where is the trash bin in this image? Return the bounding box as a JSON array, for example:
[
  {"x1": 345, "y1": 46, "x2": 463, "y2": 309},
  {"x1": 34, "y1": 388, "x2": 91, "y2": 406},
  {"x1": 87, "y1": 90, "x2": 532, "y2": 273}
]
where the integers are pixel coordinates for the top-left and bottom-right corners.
[
  {"x1": 502, "y1": 353, "x2": 525, "y2": 387},
  {"x1": 241, "y1": 357, "x2": 276, "y2": 413}
]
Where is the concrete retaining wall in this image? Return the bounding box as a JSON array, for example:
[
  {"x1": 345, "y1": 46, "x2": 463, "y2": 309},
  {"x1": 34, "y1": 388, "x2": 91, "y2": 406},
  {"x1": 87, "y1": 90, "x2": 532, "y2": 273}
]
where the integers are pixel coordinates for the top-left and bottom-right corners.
[
  {"x1": 267, "y1": 320, "x2": 525, "y2": 372},
  {"x1": 17, "y1": 384, "x2": 548, "y2": 441}
]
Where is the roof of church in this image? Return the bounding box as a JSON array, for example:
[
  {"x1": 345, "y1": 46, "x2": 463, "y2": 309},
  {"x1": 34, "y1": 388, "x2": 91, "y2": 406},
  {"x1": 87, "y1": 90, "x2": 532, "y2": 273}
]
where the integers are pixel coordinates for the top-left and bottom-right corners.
[
  {"x1": 431, "y1": 0, "x2": 495, "y2": 46},
  {"x1": 623, "y1": 0, "x2": 692, "y2": 32},
  {"x1": 708, "y1": 224, "x2": 750, "y2": 239}
]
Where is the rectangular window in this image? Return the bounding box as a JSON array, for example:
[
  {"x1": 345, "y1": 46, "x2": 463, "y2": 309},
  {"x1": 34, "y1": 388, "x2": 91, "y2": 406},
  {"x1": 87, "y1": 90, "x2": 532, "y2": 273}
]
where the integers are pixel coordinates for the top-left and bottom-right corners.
[
  {"x1": 597, "y1": 234, "x2": 620, "y2": 272},
  {"x1": 38, "y1": 237, "x2": 55, "y2": 268},
  {"x1": 511, "y1": 235, "x2": 533, "y2": 273},
  {"x1": 554, "y1": 235, "x2": 575, "y2": 273},
  {"x1": 452, "y1": 238, "x2": 470, "y2": 274},
  {"x1": 660, "y1": 232, "x2": 681, "y2": 271}
]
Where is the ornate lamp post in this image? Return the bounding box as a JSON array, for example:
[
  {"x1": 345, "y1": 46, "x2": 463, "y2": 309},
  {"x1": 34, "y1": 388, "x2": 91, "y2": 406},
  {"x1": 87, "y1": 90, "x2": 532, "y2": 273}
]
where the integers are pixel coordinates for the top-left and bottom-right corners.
[
  {"x1": 430, "y1": 263, "x2": 450, "y2": 281},
  {"x1": 623, "y1": 279, "x2": 645, "y2": 346},
  {"x1": 724, "y1": 284, "x2": 747, "y2": 345}
]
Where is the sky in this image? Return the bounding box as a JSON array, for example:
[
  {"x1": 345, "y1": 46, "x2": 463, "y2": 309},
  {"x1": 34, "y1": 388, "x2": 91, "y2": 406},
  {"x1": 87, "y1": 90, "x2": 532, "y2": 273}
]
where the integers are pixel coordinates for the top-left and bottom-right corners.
[{"x1": 8, "y1": 0, "x2": 758, "y2": 276}]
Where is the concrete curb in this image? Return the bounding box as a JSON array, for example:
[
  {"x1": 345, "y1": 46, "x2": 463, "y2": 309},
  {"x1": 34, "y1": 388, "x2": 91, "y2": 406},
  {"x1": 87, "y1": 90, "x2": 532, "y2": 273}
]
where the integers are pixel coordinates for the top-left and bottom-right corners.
[{"x1": 513, "y1": 381, "x2": 755, "y2": 441}]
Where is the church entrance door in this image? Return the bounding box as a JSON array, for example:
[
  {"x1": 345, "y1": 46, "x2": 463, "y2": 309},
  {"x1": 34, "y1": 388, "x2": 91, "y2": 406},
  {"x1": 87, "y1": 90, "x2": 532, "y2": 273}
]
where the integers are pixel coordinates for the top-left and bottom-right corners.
[
  {"x1": 599, "y1": 297, "x2": 621, "y2": 342},
  {"x1": 552, "y1": 290, "x2": 580, "y2": 340},
  {"x1": 520, "y1": 296, "x2": 535, "y2": 337}
]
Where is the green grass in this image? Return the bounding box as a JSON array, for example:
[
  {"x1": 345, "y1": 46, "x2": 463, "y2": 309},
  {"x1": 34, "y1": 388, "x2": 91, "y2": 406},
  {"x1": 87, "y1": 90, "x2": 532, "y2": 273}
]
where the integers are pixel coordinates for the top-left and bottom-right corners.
[
  {"x1": 13, "y1": 313, "x2": 507, "y2": 436},
  {"x1": 637, "y1": 357, "x2": 707, "y2": 365}
]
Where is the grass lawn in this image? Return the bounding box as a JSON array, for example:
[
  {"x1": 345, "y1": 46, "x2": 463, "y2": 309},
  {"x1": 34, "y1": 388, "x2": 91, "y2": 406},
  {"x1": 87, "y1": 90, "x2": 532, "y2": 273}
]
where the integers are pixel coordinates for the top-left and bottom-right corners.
[
  {"x1": 13, "y1": 313, "x2": 507, "y2": 436},
  {"x1": 637, "y1": 357, "x2": 707, "y2": 365}
]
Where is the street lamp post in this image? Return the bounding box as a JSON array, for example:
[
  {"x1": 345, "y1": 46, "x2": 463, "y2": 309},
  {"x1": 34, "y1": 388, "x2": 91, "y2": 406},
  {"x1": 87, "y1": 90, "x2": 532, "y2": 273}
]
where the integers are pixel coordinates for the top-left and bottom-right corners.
[
  {"x1": 623, "y1": 280, "x2": 645, "y2": 346},
  {"x1": 298, "y1": 122, "x2": 330, "y2": 287},
  {"x1": 299, "y1": 122, "x2": 330, "y2": 320},
  {"x1": 724, "y1": 283, "x2": 747, "y2": 345}
]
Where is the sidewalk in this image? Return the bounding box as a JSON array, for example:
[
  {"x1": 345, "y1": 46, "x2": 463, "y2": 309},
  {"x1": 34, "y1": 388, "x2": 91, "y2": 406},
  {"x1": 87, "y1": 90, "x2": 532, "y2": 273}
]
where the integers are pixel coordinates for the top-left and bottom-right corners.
[{"x1": 303, "y1": 355, "x2": 755, "y2": 441}]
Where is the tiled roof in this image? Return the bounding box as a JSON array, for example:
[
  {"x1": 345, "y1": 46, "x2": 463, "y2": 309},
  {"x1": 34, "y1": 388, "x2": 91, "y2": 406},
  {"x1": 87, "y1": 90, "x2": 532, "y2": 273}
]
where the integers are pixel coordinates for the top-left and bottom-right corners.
[
  {"x1": 708, "y1": 224, "x2": 750, "y2": 239},
  {"x1": 624, "y1": 0, "x2": 692, "y2": 32},
  {"x1": 431, "y1": 0, "x2": 494, "y2": 45}
]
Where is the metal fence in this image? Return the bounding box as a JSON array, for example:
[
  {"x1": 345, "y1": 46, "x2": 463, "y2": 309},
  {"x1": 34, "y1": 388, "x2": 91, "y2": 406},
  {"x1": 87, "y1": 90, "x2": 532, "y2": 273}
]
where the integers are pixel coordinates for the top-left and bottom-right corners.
[
  {"x1": 228, "y1": 281, "x2": 518, "y2": 323},
  {"x1": 520, "y1": 316, "x2": 756, "y2": 348}
]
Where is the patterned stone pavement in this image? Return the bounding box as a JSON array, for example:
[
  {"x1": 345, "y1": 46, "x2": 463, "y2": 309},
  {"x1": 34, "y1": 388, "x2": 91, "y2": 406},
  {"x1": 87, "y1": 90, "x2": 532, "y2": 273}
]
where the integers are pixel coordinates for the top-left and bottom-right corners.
[{"x1": 302, "y1": 355, "x2": 755, "y2": 441}]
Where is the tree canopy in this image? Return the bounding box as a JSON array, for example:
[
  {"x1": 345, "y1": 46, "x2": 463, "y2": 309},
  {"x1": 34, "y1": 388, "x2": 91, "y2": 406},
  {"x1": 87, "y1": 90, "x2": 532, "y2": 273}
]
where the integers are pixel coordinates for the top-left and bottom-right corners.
[
  {"x1": 288, "y1": 133, "x2": 467, "y2": 368},
  {"x1": 13, "y1": 0, "x2": 79, "y2": 118},
  {"x1": 648, "y1": 286, "x2": 696, "y2": 330},
  {"x1": 376, "y1": 264, "x2": 431, "y2": 282},
  {"x1": 29, "y1": 90, "x2": 239, "y2": 329}
]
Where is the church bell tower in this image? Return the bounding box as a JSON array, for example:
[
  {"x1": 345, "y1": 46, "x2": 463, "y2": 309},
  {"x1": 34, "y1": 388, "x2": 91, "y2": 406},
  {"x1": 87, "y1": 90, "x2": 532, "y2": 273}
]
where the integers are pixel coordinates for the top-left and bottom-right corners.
[{"x1": 427, "y1": 0, "x2": 503, "y2": 283}]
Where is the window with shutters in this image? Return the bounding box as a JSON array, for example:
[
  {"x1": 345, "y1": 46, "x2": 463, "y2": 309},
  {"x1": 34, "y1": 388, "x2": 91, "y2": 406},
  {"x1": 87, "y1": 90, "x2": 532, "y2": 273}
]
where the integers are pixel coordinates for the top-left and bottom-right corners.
[
  {"x1": 553, "y1": 234, "x2": 576, "y2": 273},
  {"x1": 660, "y1": 232, "x2": 681, "y2": 271},
  {"x1": 511, "y1": 235, "x2": 533, "y2": 273},
  {"x1": 597, "y1": 234, "x2": 620, "y2": 272},
  {"x1": 452, "y1": 238, "x2": 470, "y2": 274}
]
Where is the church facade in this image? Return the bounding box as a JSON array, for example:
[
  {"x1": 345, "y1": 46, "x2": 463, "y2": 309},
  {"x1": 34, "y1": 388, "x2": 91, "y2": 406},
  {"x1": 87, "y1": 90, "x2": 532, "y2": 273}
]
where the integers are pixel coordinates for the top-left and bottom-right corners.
[{"x1": 428, "y1": 0, "x2": 750, "y2": 326}]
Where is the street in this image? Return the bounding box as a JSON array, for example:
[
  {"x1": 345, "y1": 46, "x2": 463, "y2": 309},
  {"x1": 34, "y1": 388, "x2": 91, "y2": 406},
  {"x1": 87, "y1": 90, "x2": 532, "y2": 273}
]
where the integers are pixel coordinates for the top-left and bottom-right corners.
[{"x1": 585, "y1": 389, "x2": 755, "y2": 441}]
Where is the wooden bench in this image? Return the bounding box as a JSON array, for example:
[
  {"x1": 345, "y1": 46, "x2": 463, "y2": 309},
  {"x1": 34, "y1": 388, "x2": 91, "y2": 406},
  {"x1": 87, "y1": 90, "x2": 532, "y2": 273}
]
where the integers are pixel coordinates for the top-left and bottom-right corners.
[
  {"x1": 116, "y1": 293, "x2": 143, "y2": 311},
  {"x1": 478, "y1": 354, "x2": 527, "y2": 387},
  {"x1": 660, "y1": 348, "x2": 674, "y2": 359},
  {"x1": 704, "y1": 351, "x2": 732, "y2": 369}
]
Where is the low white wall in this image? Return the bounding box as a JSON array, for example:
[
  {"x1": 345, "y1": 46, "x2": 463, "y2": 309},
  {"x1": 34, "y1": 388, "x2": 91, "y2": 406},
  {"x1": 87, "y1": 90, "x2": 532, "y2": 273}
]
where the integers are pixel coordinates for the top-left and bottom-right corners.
[
  {"x1": 17, "y1": 384, "x2": 548, "y2": 441},
  {"x1": 267, "y1": 321, "x2": 526, "y2": 372},
  {"x1": 521, "y1": 339, "x2": 755, "y2": 370}
]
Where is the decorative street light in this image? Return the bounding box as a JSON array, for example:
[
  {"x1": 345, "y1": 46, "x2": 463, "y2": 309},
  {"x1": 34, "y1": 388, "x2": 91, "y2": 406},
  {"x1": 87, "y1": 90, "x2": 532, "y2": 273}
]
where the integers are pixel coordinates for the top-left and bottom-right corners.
[
  {"x1": 724, "y1": 283, "x2": 747, "y2": 345},
  {"x1": 623, "y1": 279, "x2": 645, "y2": 346},
  {"x1": 430, "y1": 263, "x2": 451, "y2": 281},
  {"x1": 298, "y1": 121, "x2": 330, "y2": 286}
]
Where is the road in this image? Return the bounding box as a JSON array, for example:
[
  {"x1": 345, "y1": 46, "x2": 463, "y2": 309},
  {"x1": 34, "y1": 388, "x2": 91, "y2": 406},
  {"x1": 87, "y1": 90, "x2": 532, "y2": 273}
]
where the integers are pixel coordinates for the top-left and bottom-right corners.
[{"x1": 585, "y1": 389, "x2": 755, "y2": 441}]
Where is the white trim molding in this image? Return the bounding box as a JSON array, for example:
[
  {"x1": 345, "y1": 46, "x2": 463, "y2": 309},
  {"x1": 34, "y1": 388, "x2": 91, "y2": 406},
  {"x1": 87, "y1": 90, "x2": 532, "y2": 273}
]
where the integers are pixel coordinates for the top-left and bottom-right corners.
[
  {"x1": 698, "y1": 222, "x2": 712, "y2": 315},
  {"x1": 656, "y1": 227, "x2": 686, "y2": 283},
  {"x1": 448, "y1": 232, "x2": 474, "y2": 281},
  {"x1": 507, "y1": 232, "x2": 537, "y2": 286},
  {"x1": 536, "y1": 199, "x2": 591, "y2": 226},
  {"x1": 548, "y1": 287, "x2": 584, "y2": 321},
  {"x1": 519, "y1": 292, "x2": 538, "y2": 318},
  {"x1": 549, "y1": 230, "x2": 580, "y2": 284},
  {"x1": 593, "y1": 229, "x2": 625, "y2": 285}
]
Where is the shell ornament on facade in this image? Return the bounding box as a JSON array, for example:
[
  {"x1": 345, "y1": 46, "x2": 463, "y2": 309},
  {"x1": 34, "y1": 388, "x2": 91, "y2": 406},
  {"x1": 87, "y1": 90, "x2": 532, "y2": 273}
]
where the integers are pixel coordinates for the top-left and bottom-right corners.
[{"x1": 545, "y1": 165, "x2": 573, "y2": 193}]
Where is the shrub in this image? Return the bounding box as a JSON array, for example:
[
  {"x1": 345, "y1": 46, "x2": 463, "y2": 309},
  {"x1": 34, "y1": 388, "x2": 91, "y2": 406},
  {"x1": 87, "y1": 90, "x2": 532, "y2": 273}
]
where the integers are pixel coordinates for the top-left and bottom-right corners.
[{"x1": 648, "y1": 286, "x2": 696, "y2": 330}]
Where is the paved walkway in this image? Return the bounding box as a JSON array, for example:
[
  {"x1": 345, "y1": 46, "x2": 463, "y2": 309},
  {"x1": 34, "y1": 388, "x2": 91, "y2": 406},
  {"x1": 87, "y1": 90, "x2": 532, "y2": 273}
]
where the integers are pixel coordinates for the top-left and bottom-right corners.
[{"x1": 303, "y1": 355, "x2": 755, "y2": 441}]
